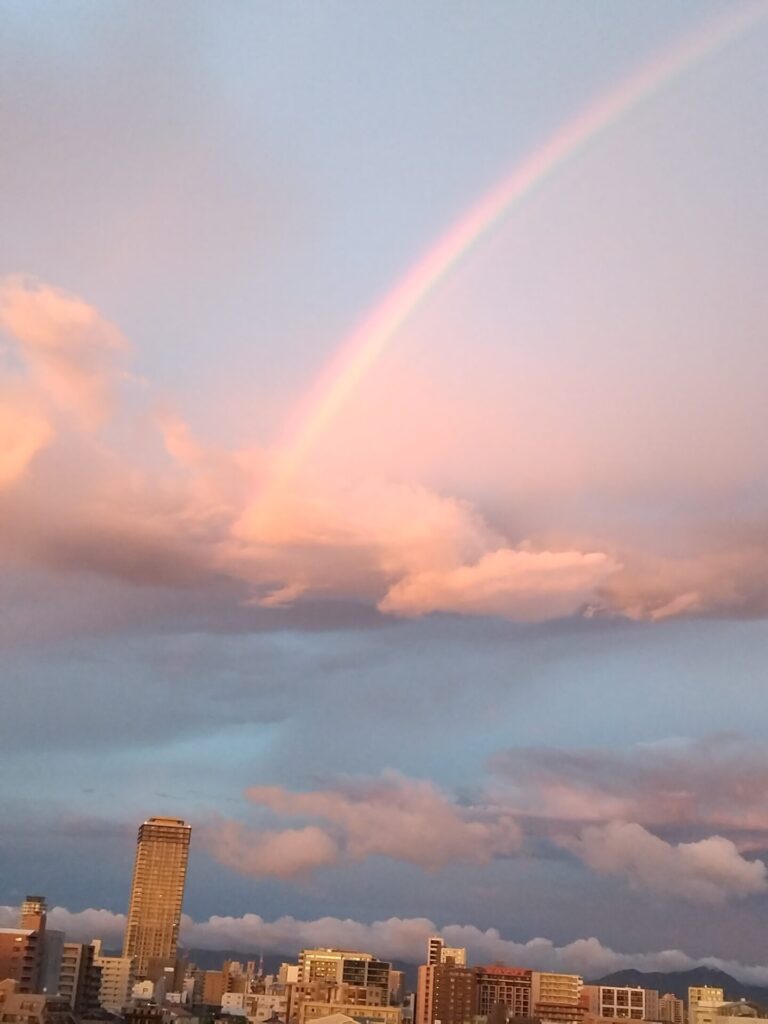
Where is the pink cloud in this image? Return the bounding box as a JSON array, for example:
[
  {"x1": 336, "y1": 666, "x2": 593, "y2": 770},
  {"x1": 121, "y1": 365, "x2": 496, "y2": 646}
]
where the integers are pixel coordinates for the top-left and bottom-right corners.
[
  {"x1": 0, "y1": 387, "x2": 52, "y2": 487},
  {"x1": 0, "y1": 275, "x2": 127, "y2": 428},
  {"x1": 201, "y1": 773, "x2": 522, "y2": 877},
  {"x1": 203, "y1": 820, "x2": 340, "y2": 879},
  {"x1": 566, "y1": 821, "x2": 768, "y2": 904},
  {"x1": 490, "y1": 736, "x2": 768, "y2": 833},
  {"x1": 599, "y1": 549, "x2": 768, "y2": 621},
  {"x1": 379, "y1": 547, "x2": 619, "y2": 620},
  {"x1": 2, "y1": 275, "x2": 768, "y2": 629}
]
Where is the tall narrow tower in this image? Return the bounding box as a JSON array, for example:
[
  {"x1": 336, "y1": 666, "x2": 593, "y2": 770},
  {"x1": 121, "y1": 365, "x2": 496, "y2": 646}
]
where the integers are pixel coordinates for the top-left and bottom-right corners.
[{"x1": 123, "y1": 816, "x2": 191, "y2": 978}]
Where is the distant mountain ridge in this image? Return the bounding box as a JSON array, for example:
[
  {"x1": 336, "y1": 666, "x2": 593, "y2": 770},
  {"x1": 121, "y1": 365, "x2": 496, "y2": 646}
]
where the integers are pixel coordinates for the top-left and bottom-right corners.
[{"x1": 592, "y1": 968, "x2": 768, "y2": 1005}]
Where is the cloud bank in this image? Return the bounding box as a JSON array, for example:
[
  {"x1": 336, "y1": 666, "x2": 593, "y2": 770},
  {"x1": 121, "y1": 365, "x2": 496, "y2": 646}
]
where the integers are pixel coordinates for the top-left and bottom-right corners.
[
  {"x1": 4, "y1": 905, "x2": 768, "y2": 985},
  {"x1": 567, "y1": 821, "x2": 768, "y2": 904}
]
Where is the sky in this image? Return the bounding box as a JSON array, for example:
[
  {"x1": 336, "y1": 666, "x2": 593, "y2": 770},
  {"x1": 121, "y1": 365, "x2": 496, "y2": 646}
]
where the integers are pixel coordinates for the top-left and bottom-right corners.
[{"x1": 2, "y1": 0, "x2": 768, "y2": 981}]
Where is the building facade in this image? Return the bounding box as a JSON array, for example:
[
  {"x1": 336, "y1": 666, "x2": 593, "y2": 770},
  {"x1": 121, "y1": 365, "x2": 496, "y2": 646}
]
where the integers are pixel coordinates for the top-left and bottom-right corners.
[
  {"x1": 532, "y1": 972, "x2": 584, "y2": 1024},
  {"x1": 690, "y1": 990, "x2": 725, "y2": 1013},
  {"x1": 0, "y1": 898, "x2": 49, "y2": 994},
  {"x1": 92, "y1": 939, "x2": 135, "y2": 1014},
  {"x1": 299, "y1": 1001, "x2": 402, "y2": 1024},
  {"x1": 416, "y1": 964, "x2": 475, "y2": 1024},
  {"x1": 298, "y1": 951, "x2": 390, "y2": 997},
  {"x1": 0, "y1": 980, "x2": 77, "y2": 1024},
  {"x1": 597, "y1": 987, "x2": 659, "y2": 1021},
  {"x1": 474, "y1": 966, "x2": 533, "y2": 1019},
  {"x1": 57, "y1": 943, "x2": 101, "y2": 1015},
  {"x1": 123, "y1": 817, "x2": 192, "y2": 978}
]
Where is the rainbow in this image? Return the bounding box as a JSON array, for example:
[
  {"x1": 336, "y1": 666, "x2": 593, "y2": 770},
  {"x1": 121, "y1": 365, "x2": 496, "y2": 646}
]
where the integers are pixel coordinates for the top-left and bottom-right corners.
[{"x1": 267, "y1": 2, "x2": 767, "y2": 493}]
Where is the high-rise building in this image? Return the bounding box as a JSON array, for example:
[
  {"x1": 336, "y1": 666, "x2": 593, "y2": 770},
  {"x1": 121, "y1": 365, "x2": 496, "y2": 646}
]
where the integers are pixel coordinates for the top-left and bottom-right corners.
[
  {"x1": 416, "y1": 963, "x2": 475, "y2": 1024},
  {"x1": 122, "y1": 816, "x2": 191, "y2": 978}
]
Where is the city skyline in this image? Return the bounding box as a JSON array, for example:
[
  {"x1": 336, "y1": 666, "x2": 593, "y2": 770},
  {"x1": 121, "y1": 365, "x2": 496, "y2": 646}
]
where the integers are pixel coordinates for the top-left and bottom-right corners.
[
  {"x1": 3, "y1": 0, "x2": 768, "y2": 992},
  {"x1": 6, "y1": 874, "x2": 743, "y2": 1024}
]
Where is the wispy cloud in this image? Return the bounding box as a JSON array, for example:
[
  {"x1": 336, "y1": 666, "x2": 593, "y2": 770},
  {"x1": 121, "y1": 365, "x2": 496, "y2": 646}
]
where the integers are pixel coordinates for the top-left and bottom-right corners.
[{"x1": 490, "y1": 735, "x2": 768, "y2": 833}]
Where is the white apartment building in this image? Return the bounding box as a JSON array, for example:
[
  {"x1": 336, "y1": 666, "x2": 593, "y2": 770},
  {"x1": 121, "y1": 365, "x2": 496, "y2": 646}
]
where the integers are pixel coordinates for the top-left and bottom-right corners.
[{"x1": 92, "y1": 939, "x2": 136, "y2": 1014}]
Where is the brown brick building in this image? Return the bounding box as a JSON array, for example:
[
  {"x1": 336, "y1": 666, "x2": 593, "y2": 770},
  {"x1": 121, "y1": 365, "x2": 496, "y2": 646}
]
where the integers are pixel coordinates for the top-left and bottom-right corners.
[{"x1": 416, "y1": 963, "x2": 475, "y2": 1024}]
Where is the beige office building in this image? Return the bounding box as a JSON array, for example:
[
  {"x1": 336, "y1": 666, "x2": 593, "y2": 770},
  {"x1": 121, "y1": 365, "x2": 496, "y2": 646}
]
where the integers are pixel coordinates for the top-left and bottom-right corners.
[{"x1": 122, "y1": 816, "x2": 192, "y2": 978}]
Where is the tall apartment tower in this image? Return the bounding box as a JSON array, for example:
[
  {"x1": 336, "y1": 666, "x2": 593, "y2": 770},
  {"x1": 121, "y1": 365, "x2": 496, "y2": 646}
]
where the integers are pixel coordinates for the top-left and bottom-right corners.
[{"x1": 123, "y1": 816, "x2": 191, "y2": 979}]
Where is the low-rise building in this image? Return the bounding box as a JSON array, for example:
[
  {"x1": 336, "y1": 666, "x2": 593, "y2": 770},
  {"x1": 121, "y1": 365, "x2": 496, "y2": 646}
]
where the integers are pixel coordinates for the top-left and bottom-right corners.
[
  {"x1": 596, "y1": 987, "x2": 659, "y2": 1021},
  {"x1": 0, "y1": 979, "x2": 77, "y2": 1024},
  {"x1": 246, "y1": 991, "x2": 289, "y2": 1023},
  {"x1": 689, "y1": 990, "x2": 725, "y2": 1017}
]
